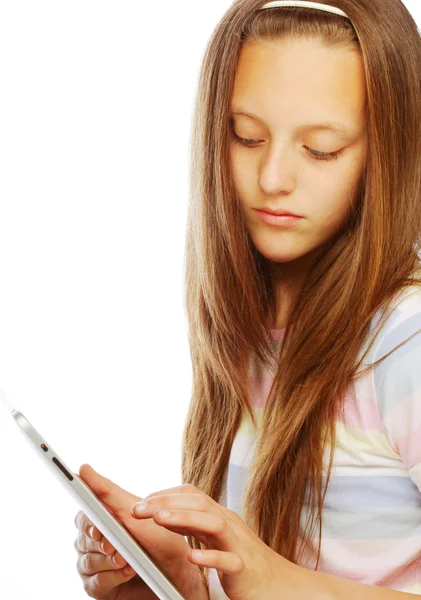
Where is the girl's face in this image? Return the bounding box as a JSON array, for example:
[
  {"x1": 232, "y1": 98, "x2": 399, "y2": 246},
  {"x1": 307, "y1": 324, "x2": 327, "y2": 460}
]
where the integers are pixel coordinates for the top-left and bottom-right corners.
[{"x1": 229, "y1": 38, "x2": 368, "y2": 272}]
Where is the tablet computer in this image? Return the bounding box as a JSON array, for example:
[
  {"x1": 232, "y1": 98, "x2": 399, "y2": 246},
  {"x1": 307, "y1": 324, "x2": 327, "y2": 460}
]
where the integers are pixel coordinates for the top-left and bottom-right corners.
[{"x1": 0, "y1": 389, "x2": 186, "y2": 600}]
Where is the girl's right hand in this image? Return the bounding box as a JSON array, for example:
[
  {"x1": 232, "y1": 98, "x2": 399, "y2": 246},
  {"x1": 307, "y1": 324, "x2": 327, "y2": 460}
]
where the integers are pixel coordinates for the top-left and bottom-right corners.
[{"x1": 73, "y1": 464, "x2": 209, "y2": 600}]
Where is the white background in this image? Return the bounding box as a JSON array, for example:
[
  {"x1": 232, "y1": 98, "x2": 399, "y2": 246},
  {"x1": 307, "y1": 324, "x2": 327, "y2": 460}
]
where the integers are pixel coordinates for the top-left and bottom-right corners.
[{"x1": 0, "y1": 1, "x2": 419, "y2": 598}]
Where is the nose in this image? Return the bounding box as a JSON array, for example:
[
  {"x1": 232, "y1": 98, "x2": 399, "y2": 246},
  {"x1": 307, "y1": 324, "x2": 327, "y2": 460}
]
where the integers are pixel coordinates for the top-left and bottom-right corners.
[{"x1": 257, "y1": 144, "x2": 296, "y2": 195}]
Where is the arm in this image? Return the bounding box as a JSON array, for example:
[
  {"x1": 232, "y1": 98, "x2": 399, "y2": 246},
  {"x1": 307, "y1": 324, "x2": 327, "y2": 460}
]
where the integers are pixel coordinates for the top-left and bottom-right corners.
[{"x1": 299, "y1": 564, "x2": 421, "y2": 600}]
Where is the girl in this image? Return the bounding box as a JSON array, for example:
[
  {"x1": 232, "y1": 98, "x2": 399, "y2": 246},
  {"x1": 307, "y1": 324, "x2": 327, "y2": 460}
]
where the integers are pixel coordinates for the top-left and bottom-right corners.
[{"x1": 74, "y1": 1, "x2": 421, "y2": 598}]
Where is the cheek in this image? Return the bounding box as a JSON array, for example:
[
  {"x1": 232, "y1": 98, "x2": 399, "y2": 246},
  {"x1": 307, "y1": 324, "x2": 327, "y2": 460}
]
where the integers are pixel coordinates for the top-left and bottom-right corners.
[
  {"x1": 313, "y1": 197, "x2": 352, "y2": 237},
  {"x1": 230, "y1": 149, "x2": 255, "y2": 196},
  {"x1": 312, "y1": 166, "x2": 362, "y2": 229}
]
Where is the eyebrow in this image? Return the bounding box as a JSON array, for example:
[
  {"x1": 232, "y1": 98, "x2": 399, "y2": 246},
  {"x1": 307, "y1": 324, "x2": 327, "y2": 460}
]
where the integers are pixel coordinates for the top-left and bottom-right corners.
[{"x1": 231, "y1": 106, "x2": 353, "y2": 134}]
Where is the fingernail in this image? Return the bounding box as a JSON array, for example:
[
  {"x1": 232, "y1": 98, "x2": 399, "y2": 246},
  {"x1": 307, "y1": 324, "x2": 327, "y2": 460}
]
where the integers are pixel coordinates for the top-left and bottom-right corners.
[{"x1": 133, "y1": 501, "x2": 148, "y2": 513}]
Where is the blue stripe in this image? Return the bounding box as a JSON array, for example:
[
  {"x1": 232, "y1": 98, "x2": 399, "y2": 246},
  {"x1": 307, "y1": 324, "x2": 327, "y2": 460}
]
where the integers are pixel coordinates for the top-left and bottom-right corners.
[
  {"x1": 226, "y1": 493, "x2": 421, "y2": 539},
  {"x1": 373, "y1": 315, "x2": 421, "y2": 416},
  {"x1": 225, "y1": 465, "x2": 421, "y2": 538},
  {"x1": 228, "y1": 466, "x2": 421, "y2": 509}
]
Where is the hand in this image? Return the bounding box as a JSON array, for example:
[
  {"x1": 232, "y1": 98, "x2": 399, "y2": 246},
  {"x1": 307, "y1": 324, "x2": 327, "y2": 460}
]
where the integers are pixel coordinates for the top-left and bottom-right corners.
[
  {"x1": 131, "y1": 484, "x2": 310, "y2": 600},
  {"x1": 74, "y1": 464, "x2": 209, "y2": 600},
  {"x1": 74, "y1": 511, "x2": 156, "y2": 600}
]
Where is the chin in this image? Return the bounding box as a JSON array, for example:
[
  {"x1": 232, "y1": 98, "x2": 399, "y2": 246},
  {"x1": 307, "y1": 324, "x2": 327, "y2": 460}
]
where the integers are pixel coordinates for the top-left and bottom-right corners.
[{"x1": 255, "y1": 246, "x2": 302, "y2": 263}]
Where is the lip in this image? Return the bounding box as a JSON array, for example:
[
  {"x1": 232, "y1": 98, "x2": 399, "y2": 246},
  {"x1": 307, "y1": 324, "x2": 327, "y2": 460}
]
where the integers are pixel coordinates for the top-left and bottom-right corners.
[
  {"x1": 256, "y1": 208, "x2": 302, "y2": 217},
  {"x1": 253, "y1": 209, "x2": 303, "y2": 227}
]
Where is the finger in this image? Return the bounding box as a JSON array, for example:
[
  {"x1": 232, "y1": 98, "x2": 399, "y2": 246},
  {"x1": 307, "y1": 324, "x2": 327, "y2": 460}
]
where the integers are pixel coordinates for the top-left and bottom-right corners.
[
  {"x1": 81, "y1": 562, "x2": 136, "y2": 597},
  {"x1": 88, "y1": 524, "x2": 103, "y2": 542},
  {"x1": 74, "y1": 511, "x2": 104, "y2": 543},
  {"x1": 77, "y1": 549, "x2": 129, "y2": 577},
  {"x1": 153, "y1": 510, "x2": 237, "y2": 552},
  {"x1": 143, "y1": 483, "x2": 202, "y2": 500},
  {"x1": 132, "y1": 492, "x2": 215, "y2": 517},
  {"x1": 78, "y1": 464, "x2": 142, "y2": 520},
  {"x1": 74, "y1": 510, "x2": 102, "y2": 541},
  {"x1": 188, "y1": 548, "x2": 244, "y2": 576},
  {"x1": 74, "y1": 531, "x2": 116, "y2": 557},
  {"x1": 74, "y1": 510, "x2": 85, "y2": 529},
  {"x1": 131, "y1": 494, "x2": 244, "y2": 540}
]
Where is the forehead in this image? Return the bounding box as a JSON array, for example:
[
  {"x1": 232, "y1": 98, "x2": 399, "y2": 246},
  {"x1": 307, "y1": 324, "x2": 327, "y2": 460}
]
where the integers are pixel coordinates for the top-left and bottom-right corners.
[
  {"x1": 231, "y1": 38, "x2": 366, "y2": 134},
  {"x1": 231, "y1": 105, "x2": 357, "y2": 136}
]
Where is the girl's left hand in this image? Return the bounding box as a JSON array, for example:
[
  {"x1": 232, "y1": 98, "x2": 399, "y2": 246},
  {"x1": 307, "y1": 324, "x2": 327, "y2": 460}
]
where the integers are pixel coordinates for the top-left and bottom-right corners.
[{"x1": 130, "y1": 483, "x2": 311, "y2": 600}]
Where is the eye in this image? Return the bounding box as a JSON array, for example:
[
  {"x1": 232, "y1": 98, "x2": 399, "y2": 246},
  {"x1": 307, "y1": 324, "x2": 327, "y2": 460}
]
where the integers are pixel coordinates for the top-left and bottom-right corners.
[{"x1": 230, "y1": 131, "x2": 343, "y2": 162}]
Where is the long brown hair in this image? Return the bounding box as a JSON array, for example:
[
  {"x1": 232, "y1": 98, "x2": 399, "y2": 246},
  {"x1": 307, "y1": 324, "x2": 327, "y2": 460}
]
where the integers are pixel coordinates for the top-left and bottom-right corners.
[{"x1": 181, "y1": 0, "x2": 421, "y2": 581}]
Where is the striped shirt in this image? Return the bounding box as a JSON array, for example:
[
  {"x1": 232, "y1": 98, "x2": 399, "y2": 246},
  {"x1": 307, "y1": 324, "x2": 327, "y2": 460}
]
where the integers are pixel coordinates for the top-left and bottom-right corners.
[{"x1": 208, "y1": 285, "x2": 421, "y2": 598}]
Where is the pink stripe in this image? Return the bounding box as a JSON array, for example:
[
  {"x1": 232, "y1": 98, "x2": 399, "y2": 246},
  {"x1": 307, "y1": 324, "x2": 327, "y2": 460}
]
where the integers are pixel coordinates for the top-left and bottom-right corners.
[
  {"x1": 337, "y1": 383, "x2": 385, "y2": 432},
  {"x1": 317, "y1": 560, "x2": 419, "y2": 590},
  {"x1": 249, "y1": 375, "x2": 273, "y2": 409},
  {"x1": 298, "y1": 537, "x2": 421, "y2": 588},
  {"x1": 269, "y1": 328, "x2": 285, "y2": 343},
  {"x1": 395, "y1": 420, "x2": 421, "y2": 470}
]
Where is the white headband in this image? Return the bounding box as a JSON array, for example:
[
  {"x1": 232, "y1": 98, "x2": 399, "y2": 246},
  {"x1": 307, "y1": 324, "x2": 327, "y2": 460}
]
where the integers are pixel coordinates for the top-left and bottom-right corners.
[{"x1": 257, "y1": 1, "x2": 350, "y2": 21}]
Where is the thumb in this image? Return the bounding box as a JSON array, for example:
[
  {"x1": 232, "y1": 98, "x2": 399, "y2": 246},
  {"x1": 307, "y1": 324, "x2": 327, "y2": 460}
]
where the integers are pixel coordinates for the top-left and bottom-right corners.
[{"x1": 78, "y1": 463, "x2": 141, "y2": 520}]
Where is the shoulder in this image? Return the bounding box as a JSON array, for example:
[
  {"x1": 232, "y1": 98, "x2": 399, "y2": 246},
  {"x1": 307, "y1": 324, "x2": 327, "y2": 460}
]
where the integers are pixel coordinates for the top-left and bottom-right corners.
[
  {"x1": 368, "y1": 285, "x2": 421, "y2": 421},
  {"x1": 373, "y1": 285, "x2": 421, "y2": 362}
]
